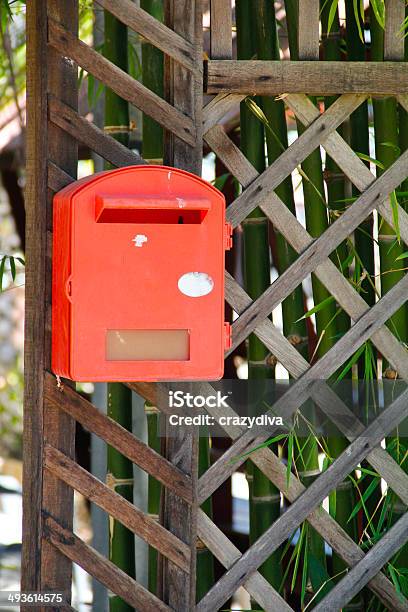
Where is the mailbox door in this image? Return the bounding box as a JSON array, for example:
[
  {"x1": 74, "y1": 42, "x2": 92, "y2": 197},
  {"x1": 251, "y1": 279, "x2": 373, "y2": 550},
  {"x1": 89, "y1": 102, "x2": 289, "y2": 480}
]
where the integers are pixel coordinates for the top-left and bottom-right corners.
[{"x1": 67, "y1": 166, "x2": 226, "y2": 381}]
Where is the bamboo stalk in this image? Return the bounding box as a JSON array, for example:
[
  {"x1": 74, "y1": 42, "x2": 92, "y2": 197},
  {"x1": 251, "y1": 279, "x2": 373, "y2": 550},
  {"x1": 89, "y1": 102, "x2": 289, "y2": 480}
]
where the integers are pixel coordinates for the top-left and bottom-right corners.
[
  {"x1": 236, "y1": 1, "x2": 282, "y2": 603},
  {"x1": 196, "y1": 436, "x2": 215, "y2": 601},
  {"x1": 344, "y1": 8, "x2": 382, "y2": 586},
  {"x1": 284, "y1": 2, "x2": 330, "y2": 603},
  {"x1": 104, "y1": 12, "x2": 135, "y2": 612},
  {"x1": 141, "y1": 0, "x2": 163, "y2": 161},
  {"x1": 145, "y1": 404, "x2": 161, "y2": 595},
  {"x1": 320, "y1": 7, "x2": 362, "y2": 610}
]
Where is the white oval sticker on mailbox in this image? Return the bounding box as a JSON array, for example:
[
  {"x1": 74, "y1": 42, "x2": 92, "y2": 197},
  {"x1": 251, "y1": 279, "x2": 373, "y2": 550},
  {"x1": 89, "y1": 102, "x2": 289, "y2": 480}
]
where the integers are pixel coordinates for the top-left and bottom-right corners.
[{"x1": 178, "y1": 272, "x2": 214, "y2": 297}]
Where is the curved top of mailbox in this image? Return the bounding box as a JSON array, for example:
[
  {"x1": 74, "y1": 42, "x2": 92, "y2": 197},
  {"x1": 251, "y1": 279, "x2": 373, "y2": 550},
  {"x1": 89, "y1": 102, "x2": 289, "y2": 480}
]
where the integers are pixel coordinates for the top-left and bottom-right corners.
[{"x1": 56, "y1": 164, "x2": 224, "y2": 201}]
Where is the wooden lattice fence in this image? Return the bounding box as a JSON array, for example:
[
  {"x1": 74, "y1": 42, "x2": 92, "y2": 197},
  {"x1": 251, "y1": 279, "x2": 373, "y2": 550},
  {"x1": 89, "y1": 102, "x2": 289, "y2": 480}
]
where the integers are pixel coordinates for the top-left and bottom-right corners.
[{"x1": 23, "y1": 1, "x2": 408, "y2": 610}]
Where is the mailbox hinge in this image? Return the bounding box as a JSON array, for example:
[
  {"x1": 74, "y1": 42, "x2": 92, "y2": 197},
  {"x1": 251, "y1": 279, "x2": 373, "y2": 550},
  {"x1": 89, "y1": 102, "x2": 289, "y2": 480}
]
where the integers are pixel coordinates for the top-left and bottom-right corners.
[
  {"x1": 224, "y1": 322, "x2": 232, "y2": 350},
  {"x1": 224, "y1": 223, "x2": 233, "y2": 250}
]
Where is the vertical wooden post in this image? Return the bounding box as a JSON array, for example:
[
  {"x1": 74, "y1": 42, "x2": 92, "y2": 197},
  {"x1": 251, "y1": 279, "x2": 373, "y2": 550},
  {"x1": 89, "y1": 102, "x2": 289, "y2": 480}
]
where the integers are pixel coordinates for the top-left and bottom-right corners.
[
  {"x1": 162, "y1": 1, "x2": 202, "y2": 609},
  {"x1": 298, "y1": 0, "x2": 320, "y2": 60},
  {"x1": 210, "y1": 0, "x2": 232, "y2": 60},
  {"x1": 22, "y1": 1, "x2": 78, "y2": 606}
]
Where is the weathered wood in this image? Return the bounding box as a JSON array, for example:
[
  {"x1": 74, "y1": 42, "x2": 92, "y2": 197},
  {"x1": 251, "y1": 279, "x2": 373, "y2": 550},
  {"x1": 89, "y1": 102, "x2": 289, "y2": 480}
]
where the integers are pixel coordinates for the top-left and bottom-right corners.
[
  {"x1": 197, "y1": 510, "x2": 293, "y2": 612},
  {"x1": 43, "y1": 514, "x2": 171, "y2": 612},
  {"x1": 49, "y1": 96, "x2": 145, "y2": 167},
  {"x1": 199, "y1": 272, "x2": 408, "y2": 502},
  {"x1": 202, "y1": 92, "x2": 245, "y2": 133},
  {"x1": 227, "y1": 93, "x2": 365, "y2": 227},
  {"x1": 298, "y1": 0, "x2": 319, "y2": 59},
  {"x1": 206, "y1": 60, "x2": 408, "y2": 94},
  {"x1": 44, "y1": 445, "x2": 190, "y2": 571},
  {"x1": 231, "y1": 144, "x2": 408, "y2": 349},
  {"x1": 206, "y1": 123, "x2": 408, "y2": 381},
  {"x1": 44, "y1": 372, "x2": 193, "y2": 503},
  {"x1": 314, "y1": 512, "x2": 408, "y2": 611},
  {"x1": 21, "y1": 0, "x2": 49, "y2": 596},
  {"x1": 197, "y1": 384, "x2": 408, "y2": 611},
  {"x1": 48, "y1": 17, "x2": 197, "y2": 147},
  {"x1": 21, "y1": 3, "x2": 78, "y2": 605},
  {"x1": 47, "y1": 162, "x2": 74, "y2": 192},
  {"x1": 198, "y1": 428, "x2": 407, "y2": 610},
  {"x1": 210, "y1": 0, "x2": 232, "y2": 59},
  {"x1": 384, "y1": 0, "x2": 405, "y2": 60},
  {"x1": 161, "y1": 1, "x2": 202, "y2": 608},
  {"x1": 95, "y1": 0, "x2": 197, "y2": 71}
]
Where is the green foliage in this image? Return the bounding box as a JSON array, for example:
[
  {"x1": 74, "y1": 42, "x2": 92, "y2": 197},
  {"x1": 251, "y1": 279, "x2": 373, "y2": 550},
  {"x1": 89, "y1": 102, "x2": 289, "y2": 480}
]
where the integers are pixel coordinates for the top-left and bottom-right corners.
[{"x1": 0, "y1": 254, "x2": 24, "y2": 291}]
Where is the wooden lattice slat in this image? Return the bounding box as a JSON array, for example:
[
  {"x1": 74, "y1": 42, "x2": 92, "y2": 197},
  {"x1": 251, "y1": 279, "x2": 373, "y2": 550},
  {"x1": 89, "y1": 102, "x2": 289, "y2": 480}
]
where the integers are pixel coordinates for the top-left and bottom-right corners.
[
  {"x1": 205, "y1": 60, "x2": 408, "y2": 94},
  {"x1": 48, "y1": 18, "x2": 197, "y2": 146}
]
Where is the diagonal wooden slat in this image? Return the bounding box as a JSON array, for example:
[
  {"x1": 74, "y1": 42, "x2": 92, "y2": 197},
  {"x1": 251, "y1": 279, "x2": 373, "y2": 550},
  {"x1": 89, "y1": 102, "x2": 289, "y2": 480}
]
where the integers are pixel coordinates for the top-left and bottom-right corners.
[
  {"x1": 95, "y1": 0, "x2": 197, "y2": 72},
  {"x1": 205, "y1": 125, "x2": 408, "y2": 379},
  {"x1": 125, "y1": 376, "x2": 407, "y2": 609},
  {"x1": 48, "y1": 17, "x2": 196, "y2": 147},
  {"x1": 202, "y1": 92, "x2": 245, "y2": 133},
  {"x1": 205, "y1": 60, "x2": 408, "y2": 95},
  {"x1": 199, "y1": 271, "x2": 408, "y2": 502},
  {"x1": 226, "y1": 93, "x2": 366, "y2": 227},
  {"x1": 125, "y1": 379, "x2": 407, "y2": 609},
  {"x1": 196, "y1": 385, "x2": 408, "y2": 612},
  {"x1": 200, "y1": 272, "x2": 408, "y2": 508},
  {"x1": 197, "y1": 509, "x2": 293, "y2": 612},
  {"x1": 44, "y1": 445, "x2": 190, "y2": 571},
  {"x1": 43, "y1": 513, "x2": 171, "y2": 612},
  {"x1": 48, "y1": 161, "x2": 74, "y2": 192},
  {"x1": 230, "y1": 151, "x2": 408, "y2": 349},
  {"x1": 314, "y1": 512, "x2": 408, "y2": 611},
  {"x1": 44, "y1": 372, "x2": 193, "y2": 504},
  {"x1": 285, "y1": 93, "x2": 408, "y2": 243},
  {"x1": 49, "y1": 96, "x2": 145, "y2": 167}
]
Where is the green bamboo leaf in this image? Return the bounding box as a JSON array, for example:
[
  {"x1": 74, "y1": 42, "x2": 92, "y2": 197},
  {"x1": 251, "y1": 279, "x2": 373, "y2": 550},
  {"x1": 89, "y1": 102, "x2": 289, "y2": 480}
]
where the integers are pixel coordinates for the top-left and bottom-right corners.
[
  {"x1": 291, "y1": 523, "x2": 305, "y2": 593},
  {"x1": 0, "y1": 255, "x2": 6, "y2": 291},
  {"x1": 212, "y1": 173, "x2": 230, "y2": 191},
  {"x1": 300, "y1": 536, "x2": 308, "y2": 607},
  {"x1": 336, "y1": 343, "x2": 366, "y2": 381},
  {"x1": 348, "y1": 476, "x2": 380, "y2": 522},
  {"x1": 287, "y1": 432, "x2": 294, "y2": 488},
  {"x1": 326, "y1": 0, "x2": 339, "y2": 35},
  {"x1": 355, "y1": 152, "x2": 385, "y2": 169},
  {"x1": 370, "y1": 0, "x2": 385, "y2": 29},
  {"x1": 353, "y1": 0, "x2": 364, "y2": 42},
  {"x1": 388, "y1": 564, "x2": 402, "y2": 595},
  {"x1": 9, "y1": 255, "x2": 15, "y2": 281},
  {"x1": 231, "y1": 433, "x2": 288, "y2": 463},
  {"x1": 16, "y1": 256, "x2": 25, "y2": 265},
  {"x1": 390, "y1": 191, "x2": 401, "y2": 244},
  {"x1": 296, "y1": 296, "x2": 335, "y2": 322}
]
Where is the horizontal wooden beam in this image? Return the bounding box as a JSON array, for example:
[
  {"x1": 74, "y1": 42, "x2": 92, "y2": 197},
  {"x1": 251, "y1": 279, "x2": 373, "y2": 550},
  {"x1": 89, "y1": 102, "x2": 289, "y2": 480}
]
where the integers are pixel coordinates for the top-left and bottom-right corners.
[
  {"x1": 95, "y1": 0, "x2": 197, "y2": 72},
  {"x1": 43, "y1": 513, "x2": 170, "y2": 612},
  {"x1": 44, "y1": 372, "x2": 193, "y2": 504},
  {"x1": 48, "y1": 18, "x2": 196, "y2": 147},
  {"x1": 206, "y1": 60, "x2": 408, "y2": 95},
  {"x1": 44, "y1": 445, "x2": 190, "y2": 572}
]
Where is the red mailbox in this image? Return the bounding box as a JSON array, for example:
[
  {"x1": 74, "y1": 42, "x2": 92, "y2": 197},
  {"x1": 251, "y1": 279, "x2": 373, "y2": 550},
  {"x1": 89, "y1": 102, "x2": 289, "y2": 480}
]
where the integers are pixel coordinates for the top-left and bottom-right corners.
[{"x1": 52, "y1": 165, "x2": 232, "y2": 381}]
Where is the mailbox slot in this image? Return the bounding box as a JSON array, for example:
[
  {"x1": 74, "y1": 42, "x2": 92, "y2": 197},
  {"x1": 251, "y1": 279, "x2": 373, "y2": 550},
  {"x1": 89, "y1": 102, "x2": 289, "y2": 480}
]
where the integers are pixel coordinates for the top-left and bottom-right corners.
[{"x1": 95, "y1": 195, "x2": 210, "y2": 224}]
